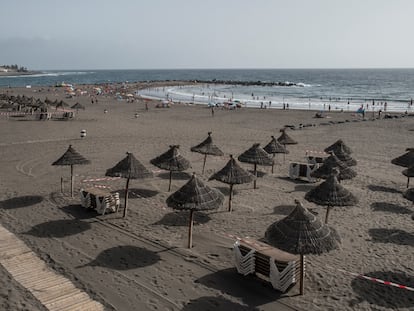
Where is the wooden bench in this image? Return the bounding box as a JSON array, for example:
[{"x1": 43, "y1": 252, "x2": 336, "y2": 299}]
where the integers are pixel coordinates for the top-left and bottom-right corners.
[{"x1": 233, "y1": 238, "x2": 301, "y2": 292}]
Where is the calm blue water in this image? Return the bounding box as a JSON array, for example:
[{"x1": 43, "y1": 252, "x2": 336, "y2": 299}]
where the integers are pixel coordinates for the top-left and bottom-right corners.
[{"x1": 1, "y1": 69, "x2": 414, "y2": 112}]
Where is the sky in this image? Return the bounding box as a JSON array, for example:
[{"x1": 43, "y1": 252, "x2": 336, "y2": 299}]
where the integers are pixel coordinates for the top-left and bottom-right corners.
[{"x1": 1, "y1": 0, "x2": 414, "y2": 70}]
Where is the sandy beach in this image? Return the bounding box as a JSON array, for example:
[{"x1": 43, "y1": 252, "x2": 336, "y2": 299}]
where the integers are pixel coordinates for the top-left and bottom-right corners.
[{"x1": 1, "y1": 83, "x2": 414, "y2": 311}]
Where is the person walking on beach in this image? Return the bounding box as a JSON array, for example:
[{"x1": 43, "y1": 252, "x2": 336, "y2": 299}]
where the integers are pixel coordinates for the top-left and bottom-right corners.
[{"x1": 211, "y1": 106, "x2": 214, "y2": 117}]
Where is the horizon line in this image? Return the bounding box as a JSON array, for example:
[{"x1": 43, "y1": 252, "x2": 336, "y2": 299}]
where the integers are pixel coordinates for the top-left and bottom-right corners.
[{"x1": 34, "y1": 67, "x2": 414, "y2": 71}]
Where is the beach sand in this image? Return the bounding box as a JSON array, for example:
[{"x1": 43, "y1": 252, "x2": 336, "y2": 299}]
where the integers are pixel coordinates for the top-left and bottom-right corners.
[{"x1": 0, "y1": 84, "x2": 414, "y2": 310}]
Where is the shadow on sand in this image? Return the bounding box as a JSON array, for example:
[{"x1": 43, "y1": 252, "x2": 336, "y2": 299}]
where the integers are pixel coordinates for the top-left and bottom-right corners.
[
  {"x1": 153, "y1": 211, "x2": 211, "y2": 226},
  {"x1": 182, "y1": 296, "x2": 259, "y2": 311},
  {"x1": 272, "y1": 205, "x2": 296, "y2": 215},
  {"x1": 0, "y1": 195, "x2": 44, "y2": 209},
  {"x1": 368, "y1": 228, "x2": 414, "y2": 246},
  {"x1": 371, "y1": 202, "x2": 412, "y2": 215},
  {"x1": 25, "y1": 219, "x2": 91, "y2": 238},
  {"x1": 367, "y1": 185, "x2": 402, "y2": 194},
  {"x1": 60, "y1": 204, "x2": 99, "y2": 219},
  {"x1": 294, "y1": 184, "x2": 315, "y2": 192},
  {"x1": 157, "y1": 171, "x2": 192, "y2": 181},
  {"x1": 195, "y1": 268, "x2": 288, "y2": 308},
  {"x1": 350, "y1": 270, "x2": 414, "y2": 308},
  {"x1": 79, "y1": 245, "x2": 160, "y2": 270},
  {"x1": 112, "y1": 188, "x2": 159, "y2": 199}
]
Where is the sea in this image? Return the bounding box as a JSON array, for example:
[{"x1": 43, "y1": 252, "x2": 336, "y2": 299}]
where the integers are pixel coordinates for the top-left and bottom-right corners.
[{"x1": 1, "y1": 69, "x2": 414, "y2": 113}]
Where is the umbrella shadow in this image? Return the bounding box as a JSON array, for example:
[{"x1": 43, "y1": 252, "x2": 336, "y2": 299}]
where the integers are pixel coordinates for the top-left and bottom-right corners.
[
  {"x1": 60, "y1": 204, "x2": 99, "y2": 219},
  {"x1": 25, "y1": 219, "x2": 91, "y2": 238},
  {"x1": 294, "y1": 184, "x2": 315, "y2": 192},
  {"x1": 195, "y1": 268, "x2": 285, "y2": 307},
  {"x1": 182, "y1": 296, "x2": 258, "y2": 311},
  {"x1": 368, "y1": 228, "x2": 414, "y2": 246},
  {"x1": 157, "y1": 171, "x2": 191, "y2": 180},
  {"x1": 276, "y1": 176, "x2": 309, "y2": 185},
  {"x1": 0, "y1": 195, "x2": 44, "y2": 209},
  {"x1": 272, "y1": 205, "x2": 295, "y2": 215},
  {"x1": 78, "y1": 245, "x2": 160, "y2": 270},
  {"x1": 112, "y1": 188, "x2": 159, "y2": 199},
  {"x1": 247, "y1": 170, "x2": 267, "y2": 178},
  {"x1": 367, "y1": 185, "x2": 402, "y2": 194},
  {"x1": 153, "y1": 211, "x2": 211, "y2": 226},
  {"x1": 350, "y1": 270, "x2": 414, "y2": 308},
  {"x1": 371, "y1": 202, "x2": 412, "y2": 214}
]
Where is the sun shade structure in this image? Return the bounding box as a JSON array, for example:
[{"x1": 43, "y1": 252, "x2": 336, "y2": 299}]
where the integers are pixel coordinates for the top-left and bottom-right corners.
[
  {"x1": 263, "y1": 136, "x2": 289, "y2": 173},
  {"x1": 209, "y1": 155, "x2": 255, "y2": 211},
  {"x1": 392, "y1": 148, "x2": 414, "y2": 167},
  {"x1": 332, "y1": 144, "x2": 357, "y2": 167},
  {"x1": 402, "y1": 166, "x2": 414, "y2": 188},
  {"x1": 311, "y1": 152, "x2": 357, "y2": 181},
  {"x1": 305, "y1": 169, "x2": 358, "y2": 223},
  {"x1": 191, "y1": 132, "x2": 224, "y2": 174},
  {"x1": 277, "y1": 128, "x2": 298, "y2": 145},
  {"x1": 151, "y1": 145, "x2": 191, "y2": 191},
  {"x1": 106, "y1": 152, "x2": 153, "y2": 218},
  {"x1": 166, "y1": 173, "x2": 224, "y2": 248},
  {"x1": 238, "y1": 143, "x2": 273, "y2": 189},
  {"x1": 265, "y1": 199, "x2": 340, "y2": 295},
  {"x1": 52, "y1": 145, "x2": 90, "y2": 197},
  {"x1": 324, "y1": 139, "x2": 353, "y2": 155},
  {"x1": 71, "y1": 102, "x2": 85, "y2": 110}
]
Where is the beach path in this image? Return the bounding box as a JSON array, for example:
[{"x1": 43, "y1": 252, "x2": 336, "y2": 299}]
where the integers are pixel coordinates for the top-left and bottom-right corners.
[{"x1": 0, "y1": 224, "x2": 106, "y2": 311}]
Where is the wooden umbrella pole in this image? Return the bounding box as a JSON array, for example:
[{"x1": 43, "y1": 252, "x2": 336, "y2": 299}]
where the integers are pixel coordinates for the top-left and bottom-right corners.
[
  {"x1": 300, "y1": 254, "x2": 305, "y2": 295},
  {"x1": 188, "y1": 210, "x2": 194, "y2": 248},
  {"x1": 325, "y1": 205, "x2": 331, "y2": 224},
  {"x1": 70, "y1": 165, "x2": 74, "y2": 197},
  {"x1": 61, "y1": 177, "x2": 64, "y2": 193},
  {"x1": 271, "y1": 154, "x2": 275, "y2": 174},
  {"x1": 283, "y1": 144, "x2": 286, "y2": 163},
  {"x1": 407, "y1": 177, "x2": 410, "y2": 188},
  {"x1": 253, "y1": 163, "x2": 257, "y2": 189},
  {"x1": 228, "y1": 184, "x2": 233, "y2": 212},
  {"x1": 202, "y1": 154, "x2": 207, "y2": 174},
  {"x1": 168, "y1": 171, "x2": 172, "y2": 192},
  {"x1": 123, "y1": 178, "x2": 130, "y2": 218}
]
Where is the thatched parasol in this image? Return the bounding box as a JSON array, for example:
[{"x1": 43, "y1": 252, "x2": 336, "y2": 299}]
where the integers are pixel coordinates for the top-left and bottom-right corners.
[
  {"x1": 332, "y1": 144, "x2": 357, "y2": 166},
  {"x1": 52, "y1": 145, "x2": 90, "y2": 197},
  {"x1": 106, "y1": 152, "x2": 153, "y2": 218},
  {"x1": 263, "y1": 135, "x2": 289, "y2": 173},
  {"x1": 190, "y1": 132, "x2": 224, "y2": 174},
  {"x1": 324, "y1": 139, "x2": 353, "y2": 155},
  {"x1": 209, "y1": 155, "x2": 255, "y2": 211},
  {"x1": 265, "y1": 199, "x2": 340, "y2": 295},
  {"x1": 71, "y1": 102, "x2": 85, "y2": 111},
  {"x1": 238, "y1": 143, "x2": 273, "y2": 189},
  {"x1": 311, "y1": 152, "x2": 357, "y2": 181},
  {"x1": 392, "y1": 148, "x2": 414, "y2": 167},
  {"x1": 151, "y1": 145, "x2": 191, "y2": 191},
  {"x1": 277, "y1": 128, "x2": 298, "y2": 145},
  {"x1": 166, "y1": 173, "x2": 224, "y2": 248},
  {"x1": 402, "y1": 166, "x2": 414, "y2": 188},
  {"x1": 305, "y1": 169, "x2": 358, "y2": 223}
]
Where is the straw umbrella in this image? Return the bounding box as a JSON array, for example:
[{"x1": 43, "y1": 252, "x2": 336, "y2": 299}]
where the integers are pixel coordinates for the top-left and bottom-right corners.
[
  {"x1": 166, "y1": 173, "x2": 224, "y2": 248},
  {"x1": 311, "y1": 152, "x2": 357, "y2": 182},
  {"x1": 209, "y1": 155, "x2": 255, "y2": 212},
  {"x1": 305, "y1": 169, "x2": 358, "y2": 223},
  {"x1": 52, "y1": 145, "x2": 90, "y2": 197},
  {"x1": 71, "y1": 102, "x2": 85, "y2": 111},
  {"x1": 106, "y1": 152, "x2": 153, "y2": 218},
  {"x1": 392, "y1": 148, "x2": 414, "y2": 187},
  {"x1": 191, "y1": 132, "x2": 224, "y2": 174},
  {"x1": 238, "y1": 143, "x2": 273, "y2": 189},
  {"x1": 277, "y1": 128, "x2": 297, "y2": 162},
  {"x1": 331, "y1": 144, "x2": 357, "y2": 167},
  {"x1": 263, "y1": 135, "x2": 289, "y2": 173},
  {"x1": 151, "y1": 145, "x2": 191, "y2": 191},
  {"x1": 324, "y1": 139, "x2": 353, "y2": 155},
  {"x1": 265, "y1": 199, "x2": 340, "y2": 295}
]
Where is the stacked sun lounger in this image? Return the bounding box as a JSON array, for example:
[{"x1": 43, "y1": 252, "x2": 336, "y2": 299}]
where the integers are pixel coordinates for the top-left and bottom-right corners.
[
  {"x1": 289, "y1": 162, "x2": 318, "y2": 182},
  {"x1": 233, "y1": 238, "x2": 301, "y2": 292},
  {"x1": 80, "y1": 188, "x2": 120, "y2": 215}
]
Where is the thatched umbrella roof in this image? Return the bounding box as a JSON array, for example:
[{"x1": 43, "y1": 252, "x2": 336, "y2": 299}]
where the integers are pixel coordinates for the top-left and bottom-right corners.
[
  {"x1": 263, "y1": 136, "x2": 289, "y2": 155},
  {"x1": 106, "y1": 152, "x2": 153, "y2": 217},
  {"x1": 265, "y1": 199, "x2": 340, "y2": 295},
  {"x1": 311, "y1": 152, "x2": 357, "y2": 181},
  {"x1": 305, "y1": 169, "x2": 358, "y2": 223},
  {"x1": 52, "y1": 145, "x2": 90, "y2": 197},
  {"x1": 71, "y1": 102, "x2": 85, "y2": 110},
  {"x1": 191, "y1": 132, "x2": 224, "y2": 174},
  {"x1": 52, "y1": 145, "x2": 90, "y2": 166},
  {"x1": 392, "y1": 148, "x2": 414, "y2": 168},
  {"x1": 324, "y1": 139, "x2": 353, "y2": 155},
  {"x1": 333, "y1": 144, "x2": 357, "y2": 166},
  {"x1": 238, "y1": 143, "x2": 273, "y2": 189},
  {"x1": 166, "y1": 173, "x2": 224, "y2": 248},
  {"x1": 55, "y1": 100, "x2": 69, "y2": 109},
  {"x1": 403, "y1": 188, "x2": 414, "y2": 202},
  {"x1": 151, "y1": 145, "x2": 191, "y2": 191},
  {"x1": 277, "y1": 128, "x2": 298, "y2": 145},
  {"x1": 209, "y1": 155, "x2": 255, "y2": 211}
]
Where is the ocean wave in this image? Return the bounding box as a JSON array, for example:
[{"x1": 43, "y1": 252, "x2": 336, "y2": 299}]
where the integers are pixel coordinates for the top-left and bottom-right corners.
[{"x1": 0, "y1": 71, "x2": 92, "y2": 79}]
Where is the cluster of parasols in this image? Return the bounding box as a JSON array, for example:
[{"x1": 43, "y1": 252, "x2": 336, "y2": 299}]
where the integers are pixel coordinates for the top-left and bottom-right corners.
[{"x1": 0, "y1": 93, "x2": 85, "y2": 111}]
